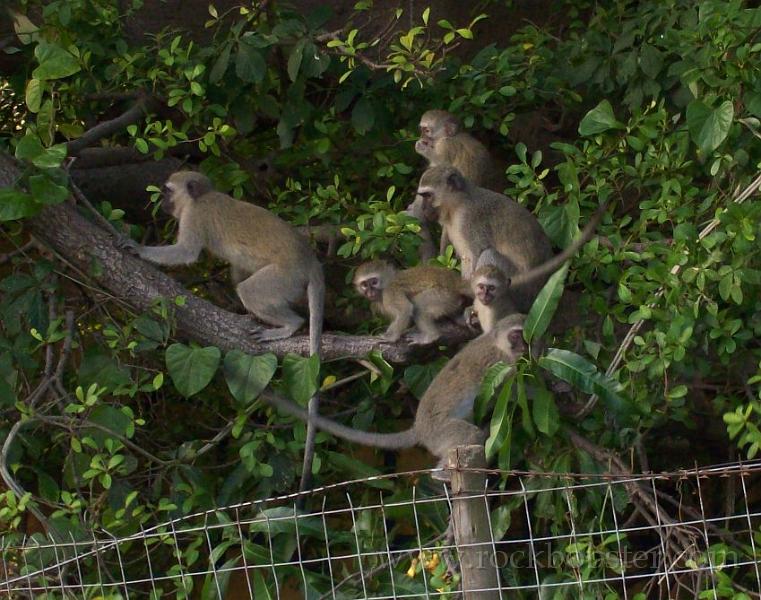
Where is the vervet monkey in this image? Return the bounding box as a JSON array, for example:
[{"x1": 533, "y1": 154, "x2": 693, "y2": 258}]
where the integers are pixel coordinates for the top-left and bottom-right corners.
[
  {"x1": 416, "y1": 166, "x2": 607, "y2": 311},
  {"x1": 353, "y1": 260, "x2": 471, "y2": 344},
  {"x1": 469, "y1": 251, "x2": 516, "y2": 333},
  {"x1": 130, "y1": 171, "x2": 324, "y2": 492},
  {"x1": 261, "y1": 314, "x2": 529, "y2": 478},
  {"x1": 416, "y1": 109, "x2": 503, "y2": 192},
  {"x1": 411, "y1": 110, "x2": 504, "y2": 259}
]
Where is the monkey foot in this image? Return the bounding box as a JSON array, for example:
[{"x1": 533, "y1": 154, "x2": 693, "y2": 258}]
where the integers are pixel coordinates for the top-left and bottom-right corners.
[
  {"x1": 431, "y1": 469, "x2": 452, "y2": 483},
  {"x1": 406, "y1": 332, "x2": 438, "y2": 346}
]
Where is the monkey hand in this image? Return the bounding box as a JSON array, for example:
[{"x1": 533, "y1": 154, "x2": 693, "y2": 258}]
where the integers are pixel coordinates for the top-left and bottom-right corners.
[{"x1": 463, "y1": 306, "x2": 480, "y2": 330}]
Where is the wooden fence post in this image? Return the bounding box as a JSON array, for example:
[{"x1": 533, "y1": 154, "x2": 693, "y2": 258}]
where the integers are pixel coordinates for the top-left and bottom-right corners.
[{"x1": 447, "y1": 445, "x2": 501, "y2": 599}]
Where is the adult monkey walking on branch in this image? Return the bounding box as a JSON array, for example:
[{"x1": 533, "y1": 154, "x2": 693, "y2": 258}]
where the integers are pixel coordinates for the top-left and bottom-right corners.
[{"x1": 129, "y1": 170, "x2": 325, "y2": 495}]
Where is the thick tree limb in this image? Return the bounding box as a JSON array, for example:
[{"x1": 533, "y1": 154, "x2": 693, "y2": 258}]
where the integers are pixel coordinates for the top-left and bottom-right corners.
[{"x1": 0, "y1": 154, "x2": 472, "y2": 362}]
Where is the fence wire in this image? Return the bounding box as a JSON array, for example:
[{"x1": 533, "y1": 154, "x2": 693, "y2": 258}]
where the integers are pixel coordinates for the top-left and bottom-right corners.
[{"x1": 2, "y1": 460, "x2": 761, "y2": 598}]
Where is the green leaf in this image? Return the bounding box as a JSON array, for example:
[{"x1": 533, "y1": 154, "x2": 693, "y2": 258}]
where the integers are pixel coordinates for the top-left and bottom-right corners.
[
  {"x1": 532, "y1": 386, "x2": 559, "y2": 436},
  {"x1": 282, "y1": 353, "x2": 320, "y2": 405},
  {"x1": 0, "y1": 189, "x2": 37, "y2": 221},
  {"x1": 524, "y1": 264, "x2": 568, "y2": 343},
  {"x1": 209, "y1": 43, "x2": 232, "y2": 84},
  {"x1": 15, "y1": 134, "x2": 44, "y2": 161},
  {"x1": 287, "y1": 39, "x2": 305, "y2": 82},
  {"x1": 165, "y1": 343, "x2": 221, "y2": 397},
  {"x1": 538, "y1": 349, "x2": 631, "y2": 421},
  {"x1": 686, "y1": 99, "x2": 734, "y2": 155},
  {"x1": 639, "y1": 43, "x2": 663, "y2": 78},
  {"x1": 578, "y1": 100, "x2": 623, "y2": 136},
  {"x1": 32, "y1": 42, "x2": 81, "y2": 80},
  {"x1": 474, "y1": 361, "x2": 512, "y2": 423},
  {"x1": 25, "y1": 78, "x2": 42, "y2": 113},
  {"x1": 28, "y1": 174, "x2": 68, "y2": 205},
  {"x1": 32, "y1": 143, "x2": 67, "y2": 168},
  {"x1": 485, "y1": 378, "x2": 513, "y2": 460},
  {"x1": 351, "y1": 97, "x2": 375, "y2": 134},
  {"x1": 235, "y1": 40, "x2": 266, "y2": 83},
  {"x1": 223, "y1": 351, "x2": 277, "y2": 405}
]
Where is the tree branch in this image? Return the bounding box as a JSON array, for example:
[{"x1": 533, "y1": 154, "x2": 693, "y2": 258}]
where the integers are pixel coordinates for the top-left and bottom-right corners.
[
  {"x1": 0, "y1": 154, "x2": 473, "y2": 362},
  {"x1": 66, "y1": 95, "x2": 156, "y2": 156}
]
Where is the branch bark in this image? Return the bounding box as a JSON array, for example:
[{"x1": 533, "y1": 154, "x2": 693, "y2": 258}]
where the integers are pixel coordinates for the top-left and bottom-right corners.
[{"x1": 0, "y1": 154, "x2": 473, "y2": 362}]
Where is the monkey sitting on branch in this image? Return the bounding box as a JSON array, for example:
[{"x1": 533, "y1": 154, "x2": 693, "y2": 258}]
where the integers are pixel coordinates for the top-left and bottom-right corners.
[
  {"x1": 261, "y1": 314, "x2": 530, "y2": 480},
  {"x1": 353, "y1": 260, "x2": 472, "y2": 345},
  {"x1": 409, "y1": 109, "x2": 505, "y2": 260},
  {"x1": 415, "y1": 165, "x2": 608, "y2": 314}
]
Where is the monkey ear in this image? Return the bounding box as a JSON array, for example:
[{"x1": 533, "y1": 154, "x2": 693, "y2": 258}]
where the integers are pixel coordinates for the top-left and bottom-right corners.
[
  {"x1": 446, "y1": 170, "x2": 466, "y2": 192},
  {"x1": 505, "y1": 277, "x2": 512, "y2": 287},
  {"x1": 186, "y1": 179, "x2": 202, "y2": 199},
  {"x1": 444, "y1": 120, "x2": 457, "y2": 137},
  {"x1": 508, "y1": 328, "x2": 525, "y2": 345}
]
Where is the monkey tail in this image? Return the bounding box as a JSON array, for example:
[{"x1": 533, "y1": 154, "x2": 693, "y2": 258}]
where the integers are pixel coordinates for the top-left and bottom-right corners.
[
  {"x1": 509, "y1": 199, "x2": 610, "y2": 288},
  {"x1": 262, "y1": 391, "x2": 417, "y2": 449},
  {"x1": 307, "y1": 263, "x2": 325, "y2": 357}
]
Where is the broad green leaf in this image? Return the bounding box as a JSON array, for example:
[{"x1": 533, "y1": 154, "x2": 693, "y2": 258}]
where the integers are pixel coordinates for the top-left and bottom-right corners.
[
  {"x1": 351, "y1": 97, "x2": 375, "y2": 134},
  {"x1": 86, "y1": 405, "x2": 132, "y2": 445},
  {"x1": 474, "y1": 361, "x2": 512, "y2": 423},
  {"x1": 25, "y1": 78, "x2": 42, "y2": 113},
  {"x1": 32, "y1": 143, "x2": 67, "y2": 168},
  {"x1": 15, "y1": 133, "x2": 44, "y2": 161},
  {"x1": 639, "y1": 43, "x2": 663, "y2": 78},
  {"x1": 538, "y1": 348, "x2": 631, "y2": 420},
  {"x1": 287, "y1": 39, "x2": 305, "y2": 82},
  {"x1": 686, "y1": 99, "x2": 734, "y2": 155},
  {"x1": 282, "y1": 353, "x2": 320, "y2": 405},
  {"x1": 236, "y1": 40, "x2": 266, "y2": 83},
  {"x1": 165, "y1": 343, "x2": 221, "y2": 397},
  {"x1": 578, "y1": 100, "x2": 623, "y2": 136},
  {"x1": 28, "y1": 174, "x2": 68, "y2": 205},
  {"x1": 0, "y1": 189, "x2": 37, "y2": 221},
  {"x1": 532, "y1": 386, "x2": 559, "y2": 436},
  {"x1": 33, "y1": 42, "x2": 81, "y2": 80},
  {"x1": 524, "y1": 264, "x2": 568, "y2": 343},
  {"x1": 485, "y1": 378, "x2": 513, "y2": 460},
  {"x1": 209, "y1": 43, "x2": 232, "y2": 83},
  {"x1": 223, "y1": 350, "x2": 277, "y2": 405},
  {"x1": 403, "y1": 358, "x2": 445, "y2": 399}
]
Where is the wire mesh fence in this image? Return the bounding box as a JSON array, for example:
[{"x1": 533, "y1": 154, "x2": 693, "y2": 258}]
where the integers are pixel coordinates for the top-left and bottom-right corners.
[{"x1": 2, "y1": 458, "x2": 761, "y2": 598}]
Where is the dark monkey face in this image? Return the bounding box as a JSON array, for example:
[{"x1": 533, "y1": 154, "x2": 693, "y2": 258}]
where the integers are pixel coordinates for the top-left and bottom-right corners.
[
  {"x1": 159, "y1": 183, "x2": 176, "y2": 216},
  {"x1": 356, "y1": 276, "x2": 382, "y2": 301}
]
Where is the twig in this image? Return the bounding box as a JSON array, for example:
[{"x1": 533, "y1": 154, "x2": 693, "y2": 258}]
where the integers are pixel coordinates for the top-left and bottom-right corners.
[
  {"x1": 577, "y1": 172, "x2": 761, "y2": 418},
  {"x1": 37, "y1": 415, "x2": 173, "y2": 467},
  {"x1": 66, "y1": 95, "x2": 155, "y2": 156},
  {"x1": 0, "y1": 418, "x2": 57, "y2": 535},
  {"x1": 69, "y1": 178, "x2": 123, "y2": 238},
  {"x1": 0, "y1": 240, "x2": 35, "y2": 265}
]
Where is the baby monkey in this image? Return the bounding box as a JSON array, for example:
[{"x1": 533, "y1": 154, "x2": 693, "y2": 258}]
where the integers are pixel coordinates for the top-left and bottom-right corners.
[{"x1": 354, "y1": 260, "x2": 471, "y2": 345}]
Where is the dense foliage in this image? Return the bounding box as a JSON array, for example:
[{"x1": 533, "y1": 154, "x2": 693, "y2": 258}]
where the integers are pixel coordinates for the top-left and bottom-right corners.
[{"x1": 1, "y1": 0, "x2": 761, "y2": 596}]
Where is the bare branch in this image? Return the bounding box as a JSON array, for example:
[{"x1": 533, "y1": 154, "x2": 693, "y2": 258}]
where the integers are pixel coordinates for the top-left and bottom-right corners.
[{"x1": 66, "y1": 95, "x2": 156, "y2": 156}]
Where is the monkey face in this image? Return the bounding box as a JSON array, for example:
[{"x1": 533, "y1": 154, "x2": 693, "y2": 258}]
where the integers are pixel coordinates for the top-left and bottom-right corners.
[
  {"x1": 506, "y1": 328, "x2": 528, "y2": 354},
  {"x1": 159, "y1": 183, "x2": 177, "y2": 216},
  {"x1": 356, "y1": 276, "x2": 382, "y2": 302},
  {"x1": 415, "y1": 189, "x2": 439, "y2": 222},
  {"x1": 474, "y1": 278, "x2": 498, "y2": 305}
]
